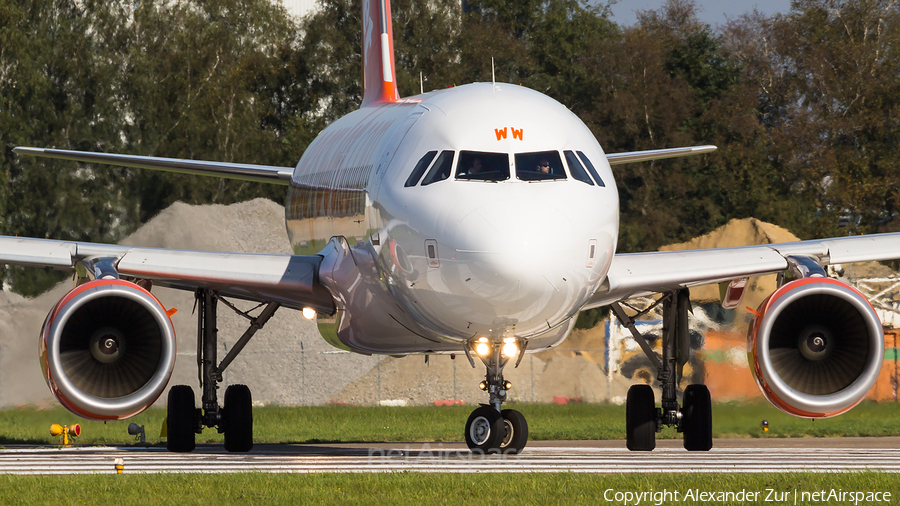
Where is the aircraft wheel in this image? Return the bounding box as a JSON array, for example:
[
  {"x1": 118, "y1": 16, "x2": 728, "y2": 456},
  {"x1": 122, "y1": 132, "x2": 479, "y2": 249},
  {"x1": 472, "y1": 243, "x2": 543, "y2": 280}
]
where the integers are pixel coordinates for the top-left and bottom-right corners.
[
  {"x1": 465, "y1": 406, "x2": 504, "y2": 454},
  {"x1": 499, "y1": 409, "x2": 529, "y2": 455},
  {"x1": 166, "y1": 385, "x2": 196, "y2": 453},
  {"x1": 682, "y1": 384, "x2": 713, "y2": 451},
  {"x1": 223, "y1": 384, "x2": 254, "y2": 453},
  {"x1": 626, "y1": 384, "x2": 656, "y2": 451}
]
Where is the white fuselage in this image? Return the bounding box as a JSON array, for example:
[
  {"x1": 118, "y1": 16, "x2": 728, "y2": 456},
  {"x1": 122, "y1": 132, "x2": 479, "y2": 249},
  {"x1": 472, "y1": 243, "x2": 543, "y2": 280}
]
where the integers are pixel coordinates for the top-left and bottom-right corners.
[{"x1": 286, "y1": 83, "x2": 618, "y2": 354}]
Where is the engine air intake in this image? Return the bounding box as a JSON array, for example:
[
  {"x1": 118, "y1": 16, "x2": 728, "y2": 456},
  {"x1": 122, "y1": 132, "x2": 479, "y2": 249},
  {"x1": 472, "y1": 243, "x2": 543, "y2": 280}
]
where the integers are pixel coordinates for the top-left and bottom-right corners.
[
  {"x1": 768, "y1": 292, "x2": 871, "y2": 396},
  {"x1": 748, "y1": 277, "x2": 883, "y2": 418},
  {"x1": 59, "y1": 296, "x2": 165, "y2": 398},
  {"x1": 41, "y1": 280, "x2": 177, "y2": 420}
]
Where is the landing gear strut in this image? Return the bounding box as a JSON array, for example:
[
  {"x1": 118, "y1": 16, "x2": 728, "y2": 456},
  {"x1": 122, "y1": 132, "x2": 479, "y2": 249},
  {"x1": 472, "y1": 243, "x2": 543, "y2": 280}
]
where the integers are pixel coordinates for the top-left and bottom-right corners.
[
  {"x1": 166, "y1": 289, "x2": 279, "y2": 453},
  {"x1": 612, "y1": 289, "x2": 712, "y2": 452},
  {"x1": 463, "y1": 337, "x2": 528, "y2": 454}
]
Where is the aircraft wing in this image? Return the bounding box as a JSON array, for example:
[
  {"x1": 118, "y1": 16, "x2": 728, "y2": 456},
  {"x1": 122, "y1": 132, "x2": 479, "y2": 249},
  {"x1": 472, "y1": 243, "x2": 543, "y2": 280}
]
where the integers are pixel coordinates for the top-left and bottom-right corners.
[
  {"x1": 605, "y1": 145, "x2": 717, "y2": 165},
  {"x1": 587, "y1": 232, "x2": 900, "y2": 308},
  {"x1": 0, "y1": 236, "x2": 335, "y2": 312},
  {"x1": 13, "y1": 147, "x2": 295, "y2": 185}
]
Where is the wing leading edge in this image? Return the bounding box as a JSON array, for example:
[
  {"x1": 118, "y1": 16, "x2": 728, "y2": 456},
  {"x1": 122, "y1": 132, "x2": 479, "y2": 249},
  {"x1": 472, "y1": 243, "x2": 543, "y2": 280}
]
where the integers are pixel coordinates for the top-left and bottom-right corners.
[
  {"x1": 0, "y1": 236, "x2": 334, "y2": 313},
  {"x1": 605, "y1": 145, "x2": 717, "y2": 165},
  {"x1": 588, "y1": 232, "x2": 900, "y2": 308},
  {"x1": 13, "y1": 147, "x2": 294, "y2": 185}
]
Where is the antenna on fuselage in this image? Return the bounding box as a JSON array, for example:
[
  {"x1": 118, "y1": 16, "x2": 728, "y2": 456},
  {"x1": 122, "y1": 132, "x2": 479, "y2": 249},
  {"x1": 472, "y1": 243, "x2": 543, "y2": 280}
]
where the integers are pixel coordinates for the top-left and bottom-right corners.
[
  {"x1": 491, "y1": 57, "x2": 496, "y2": 89},
  {"x1": 420, "y1": 71, "x2": 424, "y2": 95}
]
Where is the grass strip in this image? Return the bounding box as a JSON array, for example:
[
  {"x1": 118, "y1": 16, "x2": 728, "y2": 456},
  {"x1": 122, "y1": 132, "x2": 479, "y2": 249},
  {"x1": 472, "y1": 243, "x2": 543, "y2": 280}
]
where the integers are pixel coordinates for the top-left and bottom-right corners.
[
  {"x1": 1, "y1": 401, "x2": 899, "y2": 446},
  {"x1": 0, "y1": 472, "x2": 897, "y2": 505}
]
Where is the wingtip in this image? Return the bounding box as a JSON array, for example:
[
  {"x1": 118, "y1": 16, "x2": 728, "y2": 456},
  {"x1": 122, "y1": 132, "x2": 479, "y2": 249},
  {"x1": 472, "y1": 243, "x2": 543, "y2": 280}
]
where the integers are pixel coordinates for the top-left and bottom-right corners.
[{"x1": 12, "y1": 147, "x2": 40, "y2": 155}]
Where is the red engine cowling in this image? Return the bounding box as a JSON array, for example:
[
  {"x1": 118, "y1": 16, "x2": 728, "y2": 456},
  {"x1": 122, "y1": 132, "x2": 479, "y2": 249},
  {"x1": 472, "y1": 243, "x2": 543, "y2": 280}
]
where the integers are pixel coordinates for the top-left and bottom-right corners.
[
  {"x1": 40, "y1": 279, "x2": 177, "y2": 420},
  {"x1": 748, "y1": 277, "x2": 883, "y2": 418}
]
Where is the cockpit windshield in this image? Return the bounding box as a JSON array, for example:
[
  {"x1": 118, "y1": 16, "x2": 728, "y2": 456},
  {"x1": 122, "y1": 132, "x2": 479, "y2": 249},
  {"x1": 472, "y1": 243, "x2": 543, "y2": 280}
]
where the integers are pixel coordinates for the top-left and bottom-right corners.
[
  {"x1": 456, "y1": 151, "x2": 510, "y2": 182},
  {"x1": 515, "y1": 151, "x2": 566, "y2": 181}
]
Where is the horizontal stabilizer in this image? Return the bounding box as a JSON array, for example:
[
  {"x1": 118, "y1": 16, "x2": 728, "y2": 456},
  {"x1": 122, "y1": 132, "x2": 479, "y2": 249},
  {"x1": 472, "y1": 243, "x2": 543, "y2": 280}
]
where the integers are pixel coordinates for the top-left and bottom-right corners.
[
  {"x1": 606, "y1": 145, "x2": 717, "y2": 166},
  {"x1": 13, "y1": 147, "x2": 294, "y2": 185}
]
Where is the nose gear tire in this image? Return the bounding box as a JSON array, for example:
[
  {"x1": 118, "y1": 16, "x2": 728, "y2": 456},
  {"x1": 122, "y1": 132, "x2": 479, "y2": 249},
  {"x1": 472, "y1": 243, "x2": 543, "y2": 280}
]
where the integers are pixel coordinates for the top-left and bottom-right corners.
[
  {"x1": 499, "y1": 409, "x2": 528, "y2": 454},
  {"x1": 465, "y1": 406, "x2": 504, "y2": 453}
]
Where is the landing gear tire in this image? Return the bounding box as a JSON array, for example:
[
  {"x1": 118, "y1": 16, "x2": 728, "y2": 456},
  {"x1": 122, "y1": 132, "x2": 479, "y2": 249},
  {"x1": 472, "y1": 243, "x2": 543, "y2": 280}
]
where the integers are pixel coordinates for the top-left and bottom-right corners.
[
  {"x1": 626, "y1": 384, "x2": 656, "y2": 451},
  {"x1": 465, "y1": 406, "x2": 504, "y2": 454},
  {"x1": 167, "y1": 385, "x2": 196, "y2": 453},
  {"x1": 223, "y1": 384, "x2": 253, "y2": 453},
  {"x1": 682, "y1": 384, "x2": 712, "y2": 451},
  {"x1": 499, "y1": 409, "x2": 529, "y2": 455}
]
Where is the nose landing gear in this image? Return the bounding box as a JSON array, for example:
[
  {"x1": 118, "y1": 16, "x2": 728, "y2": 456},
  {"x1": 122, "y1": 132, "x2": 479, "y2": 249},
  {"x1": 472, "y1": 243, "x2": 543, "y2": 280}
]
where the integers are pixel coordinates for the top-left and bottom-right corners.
[{"x1": 463, "y1": 337, "x2": 529, "y2": 454}]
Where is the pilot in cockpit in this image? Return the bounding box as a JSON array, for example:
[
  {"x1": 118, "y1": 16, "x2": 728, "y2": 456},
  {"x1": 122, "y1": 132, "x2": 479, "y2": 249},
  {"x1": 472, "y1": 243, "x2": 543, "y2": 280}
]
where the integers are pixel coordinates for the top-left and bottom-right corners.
[{"x1": 536, "y1": 159, "x2": 550, "y2": 174}]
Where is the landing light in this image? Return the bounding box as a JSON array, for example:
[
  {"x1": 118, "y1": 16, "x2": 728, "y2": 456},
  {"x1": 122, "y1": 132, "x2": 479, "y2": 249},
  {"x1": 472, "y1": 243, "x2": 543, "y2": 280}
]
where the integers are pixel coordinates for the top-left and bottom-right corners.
[
  {"x1": 302, "y1": 307, "x2": 316, "y2": 320},
  {"x1": 475, "y1": 342, "x2": 491, "y2": 357},
  {"x1": 502, "y1": 341, "x2": 519, "y2": 358}
]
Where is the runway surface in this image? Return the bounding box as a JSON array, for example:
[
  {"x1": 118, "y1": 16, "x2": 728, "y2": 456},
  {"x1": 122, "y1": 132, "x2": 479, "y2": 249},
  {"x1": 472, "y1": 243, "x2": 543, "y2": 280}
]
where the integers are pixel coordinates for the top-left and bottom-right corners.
[{"x1": 0, "y1": 438, "x2": 898, "y2": 474}]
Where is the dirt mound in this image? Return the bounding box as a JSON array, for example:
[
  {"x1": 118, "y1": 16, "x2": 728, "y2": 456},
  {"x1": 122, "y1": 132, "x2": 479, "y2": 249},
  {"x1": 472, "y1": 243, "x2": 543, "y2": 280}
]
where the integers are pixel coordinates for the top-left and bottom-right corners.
[
  {"x1": 659, "y1": 218, "x2": 798, "y2": 306},
  {"x1": 660, "y1": 218, "x2": 800, "y2": 251}
]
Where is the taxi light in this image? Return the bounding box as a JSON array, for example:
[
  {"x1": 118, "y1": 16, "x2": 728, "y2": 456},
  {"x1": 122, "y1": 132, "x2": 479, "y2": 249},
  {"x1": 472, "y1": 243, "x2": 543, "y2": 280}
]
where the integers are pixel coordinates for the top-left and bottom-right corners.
[
  {"x1": 501, "y1": 341, "x2": 518, "y2": 358},
  {"x1": 302, "y1": 307, "x2": 316, "y2": 320},
  {"x1": 475, "y1": 342, "x2": 491, "y2": 357},
  {"x1": 478, "y1": 381, "x2": 487, "y2": 391},
  {"x1": 504, "y1": 381, "x2": 512, "y2": 390}
]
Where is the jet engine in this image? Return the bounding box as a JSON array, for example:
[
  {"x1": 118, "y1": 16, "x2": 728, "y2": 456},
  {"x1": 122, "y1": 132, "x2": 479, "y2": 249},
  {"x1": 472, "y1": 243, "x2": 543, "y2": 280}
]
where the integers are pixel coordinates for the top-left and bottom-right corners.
[
  {"x1": 748, "y1": 277, "x2": 883, "y2": 418},
  {"x1": 40, "y1": 279, "x2": 177, "y2": 420}
]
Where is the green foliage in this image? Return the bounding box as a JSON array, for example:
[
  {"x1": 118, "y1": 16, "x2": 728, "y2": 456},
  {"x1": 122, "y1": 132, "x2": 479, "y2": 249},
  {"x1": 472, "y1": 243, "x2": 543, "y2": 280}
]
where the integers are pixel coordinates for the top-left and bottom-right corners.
[{"x1": 574, "y1": 306, "x2": 609, "y2": 329}]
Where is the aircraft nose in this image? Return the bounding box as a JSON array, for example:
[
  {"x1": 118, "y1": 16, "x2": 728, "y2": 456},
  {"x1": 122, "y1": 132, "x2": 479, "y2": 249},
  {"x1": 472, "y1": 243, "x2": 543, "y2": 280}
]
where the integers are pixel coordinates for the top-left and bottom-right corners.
[
  {"x1": 451, "y1": 199, "x2": 578, "y2": 317},
  {"x1": 455, "y1": 199, "x2": 573, "y2": 269}
]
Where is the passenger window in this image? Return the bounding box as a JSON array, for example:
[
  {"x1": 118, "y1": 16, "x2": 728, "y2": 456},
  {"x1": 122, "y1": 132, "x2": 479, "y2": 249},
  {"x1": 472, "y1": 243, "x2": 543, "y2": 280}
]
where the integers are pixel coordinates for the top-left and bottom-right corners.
[
  {"x1": 405, "y1": 151, "x2": 438, "y2": 187},
  {"x1": 564, "y1": 151, "x2": 594, "y2": 186},
  {"x1": 577, "y1": 151, "x2": 606, "y2": 187},
  {"x1": 456, "y1": 151, "x2": 510, "y2": 182},
  {"x1": 421, "y1": 150, "x2": 454, "y2": 186},
  {"x1": 515, "y1": 151, "x2": 566, "y2": 181}
]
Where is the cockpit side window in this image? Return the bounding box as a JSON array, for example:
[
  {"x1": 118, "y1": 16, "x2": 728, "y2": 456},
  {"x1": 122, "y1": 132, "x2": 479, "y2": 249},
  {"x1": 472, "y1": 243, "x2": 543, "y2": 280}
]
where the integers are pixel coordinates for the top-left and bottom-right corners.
[
  {"x1": 404, "y1": 151, "x2": 438, "y2": 187},
  {"x1": 564, "y1": 151, "x2": 594, "y2": 186},
  {"x1": 577, "y1": 151, "x2": 606, "y2": 187},
  {"x1": 515, "y1": 151, "x2": 566, "y2": 181},
  {"x1": 421, "y1": 150, "x2": 454, "y2": 186},
  {"x1": 456, "y1": 151, "x2": 510, "y2": 182}
]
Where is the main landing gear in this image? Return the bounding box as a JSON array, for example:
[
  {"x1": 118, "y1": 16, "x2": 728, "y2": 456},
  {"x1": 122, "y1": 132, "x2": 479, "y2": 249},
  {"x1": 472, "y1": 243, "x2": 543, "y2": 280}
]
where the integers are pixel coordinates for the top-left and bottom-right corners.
[
  {"x1": 611, "y1": 289, "x2": 713, "y2": 452},
  {"x1": 166, "y1": 289, "x2": 280, "y2": 453},
  {"x1": 463, "y1": 337, "x2": 529, "y2": 454}
]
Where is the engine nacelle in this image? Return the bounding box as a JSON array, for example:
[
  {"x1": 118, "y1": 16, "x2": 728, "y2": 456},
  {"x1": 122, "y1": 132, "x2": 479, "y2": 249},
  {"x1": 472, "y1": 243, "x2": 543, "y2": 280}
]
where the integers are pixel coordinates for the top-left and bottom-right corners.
[
  {"x1": 40, "y1": 279, "x2": 176, "y2": 420},
  {"x1": 748, "y1": 277, "x2": 883, "y2": 418}
]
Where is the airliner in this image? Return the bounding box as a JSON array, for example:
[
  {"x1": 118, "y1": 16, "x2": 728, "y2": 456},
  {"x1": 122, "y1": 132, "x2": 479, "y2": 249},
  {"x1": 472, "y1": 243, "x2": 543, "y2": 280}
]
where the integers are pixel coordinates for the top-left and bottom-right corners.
[{"x1": 6, "y1": 0, "x2": 898, "y2": 454}]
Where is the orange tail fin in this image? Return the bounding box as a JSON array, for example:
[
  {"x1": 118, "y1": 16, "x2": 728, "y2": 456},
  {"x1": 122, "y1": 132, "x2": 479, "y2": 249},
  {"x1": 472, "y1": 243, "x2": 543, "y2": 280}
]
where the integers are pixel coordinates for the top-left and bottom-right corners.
[{"x1": 361, "y1": 0, "x2": 400, "y2": 107}]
